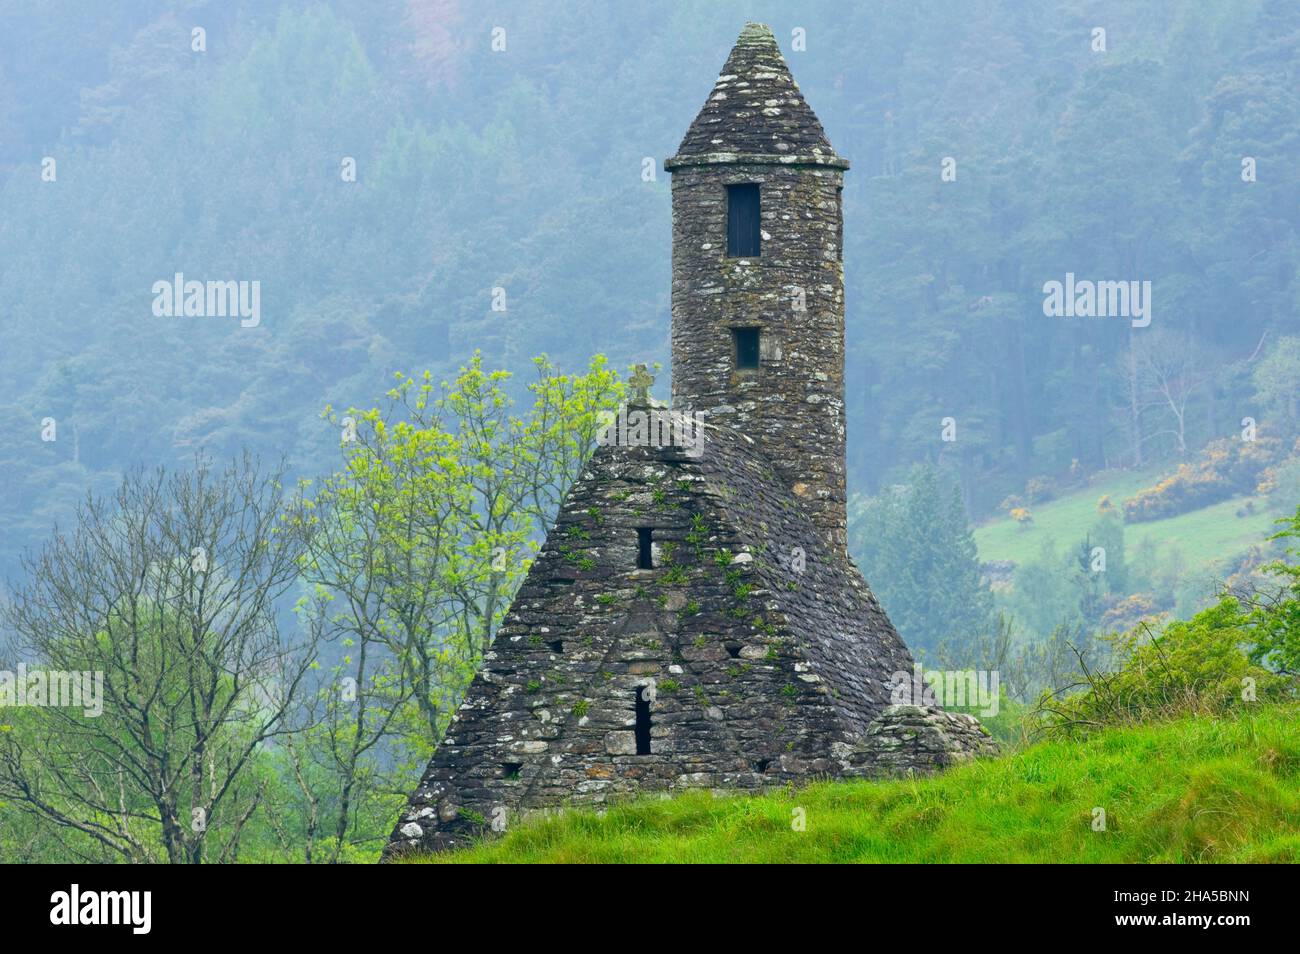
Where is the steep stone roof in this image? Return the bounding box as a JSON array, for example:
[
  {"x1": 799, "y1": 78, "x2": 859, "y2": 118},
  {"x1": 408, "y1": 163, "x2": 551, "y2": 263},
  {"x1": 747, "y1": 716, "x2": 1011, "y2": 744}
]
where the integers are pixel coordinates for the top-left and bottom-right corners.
[
  {"x1": 384, "y1": 415, "x2": 917, "y2": 856},
  {"x1": 666, "y1": 22, "x2": 847, "y2": 170},
  {"x1": 684, "y1": 421, "x2": 912, "y2": 730}
]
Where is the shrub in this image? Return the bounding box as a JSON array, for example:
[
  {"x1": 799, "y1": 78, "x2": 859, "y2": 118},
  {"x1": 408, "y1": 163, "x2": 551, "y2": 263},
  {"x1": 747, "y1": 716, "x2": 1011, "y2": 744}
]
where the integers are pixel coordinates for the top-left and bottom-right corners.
[
  {"x1": 1025, "y1": 475, "x2": 1057, "y2": 504},
  {"x1": 1099, "y1": 592, "x2": 1162, "y2": 634},
  {"x1": 1258, "y1": 443, "x2": 1300, "y2": 512},
  {"x1": 1036, "y1": 598, "x2": 1289, "y2": 735},
  {"x1": 1122, "y1": 435, "x2": 1286, "y2": 522}
]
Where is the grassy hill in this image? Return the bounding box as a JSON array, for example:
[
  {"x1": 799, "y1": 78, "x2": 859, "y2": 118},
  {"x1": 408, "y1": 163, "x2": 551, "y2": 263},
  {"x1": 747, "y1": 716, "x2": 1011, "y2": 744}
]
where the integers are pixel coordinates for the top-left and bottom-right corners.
[
  {"x1": 973, "y1": 468, "x2": 1277, "y2": 573},
  {"x1": 411, "y1": 704, "x2": 1300, "y2": 863}
]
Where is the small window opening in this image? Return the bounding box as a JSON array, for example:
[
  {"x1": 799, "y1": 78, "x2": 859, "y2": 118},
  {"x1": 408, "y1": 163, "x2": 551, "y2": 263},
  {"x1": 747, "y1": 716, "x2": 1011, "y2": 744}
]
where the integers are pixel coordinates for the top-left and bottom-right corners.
[
  {"x1": 752, "y1": 758, "x2": 771, "y2": 774},
  {"x1": 637, "y1": 527, "x2": 654, "y2": 569},
  {"x1": 547, "y1": 639, "x2": 563, "y2": 654},
  {"x1": 502, "y1": 762, "x2": 523, "y2": 779},
  {"x1": 732, "y1": 328, "x2": 761, "y2": 370},
  {"x1": 727, "y1": 183, "x2": 761, "y2": 257},
  {"x1": 725, "y1": 643, "x2": 743, "y2": 659},
  {"x1": 634, "y1": 687, "x2": 653, "y2": 755}
]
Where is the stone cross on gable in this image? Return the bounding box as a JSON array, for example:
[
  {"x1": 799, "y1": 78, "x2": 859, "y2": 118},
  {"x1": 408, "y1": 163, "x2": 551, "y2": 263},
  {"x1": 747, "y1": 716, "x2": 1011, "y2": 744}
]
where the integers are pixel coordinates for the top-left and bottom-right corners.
[{"x1": 629, "y1": 363, "x2": 655, "y2": 406}]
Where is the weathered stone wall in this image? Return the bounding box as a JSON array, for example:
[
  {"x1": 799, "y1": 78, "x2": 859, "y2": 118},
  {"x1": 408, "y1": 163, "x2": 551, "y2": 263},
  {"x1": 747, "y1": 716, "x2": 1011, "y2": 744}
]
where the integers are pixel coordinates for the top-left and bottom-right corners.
[
  {"x1": 386, "y1": 433, "x2": 854, "y2": 857},
  {"x1": 383, "y1": 421, "x2": 999, "y2": 858},
  {"x1": 843, "y1": 705, "x2": 1000, "y2": 778},
  {"x1": 667, "y1": 160, "x2": 848, "y2": 552},
  {"x1": 664, "y1": 20, "x2": 851, "y2": 554}
]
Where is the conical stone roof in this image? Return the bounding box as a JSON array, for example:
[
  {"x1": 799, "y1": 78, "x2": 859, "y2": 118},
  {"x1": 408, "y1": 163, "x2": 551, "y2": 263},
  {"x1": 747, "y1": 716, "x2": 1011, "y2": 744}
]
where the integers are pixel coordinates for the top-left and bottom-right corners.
[{"x1": 666, "y1": 22, "x2": 847, "y2": 170}]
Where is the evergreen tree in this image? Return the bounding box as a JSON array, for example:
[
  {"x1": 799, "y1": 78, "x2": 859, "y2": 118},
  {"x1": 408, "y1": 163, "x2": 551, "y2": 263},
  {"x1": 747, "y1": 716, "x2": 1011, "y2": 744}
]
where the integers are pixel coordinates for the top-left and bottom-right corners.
[{"x1": 853, "y1": 464, "x2": 997, "y2": 658}]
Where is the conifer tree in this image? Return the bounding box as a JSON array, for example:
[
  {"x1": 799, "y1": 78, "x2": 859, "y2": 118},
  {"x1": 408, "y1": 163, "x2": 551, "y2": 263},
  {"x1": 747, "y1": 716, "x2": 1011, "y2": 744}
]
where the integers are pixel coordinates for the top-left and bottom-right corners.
[{"x1": 853, "y1": 464, "x2": 996, "y2": 658}]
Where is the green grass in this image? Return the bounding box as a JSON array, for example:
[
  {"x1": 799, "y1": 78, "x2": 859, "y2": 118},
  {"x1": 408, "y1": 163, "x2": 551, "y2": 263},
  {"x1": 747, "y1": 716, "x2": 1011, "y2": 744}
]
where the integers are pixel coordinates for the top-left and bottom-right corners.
[
  {"x1": 974, "y1": 469, "x2": 1277, "y2": 572},
  {"x1": 411, "y1": 704, "x2": 1300, "y2": 863}
]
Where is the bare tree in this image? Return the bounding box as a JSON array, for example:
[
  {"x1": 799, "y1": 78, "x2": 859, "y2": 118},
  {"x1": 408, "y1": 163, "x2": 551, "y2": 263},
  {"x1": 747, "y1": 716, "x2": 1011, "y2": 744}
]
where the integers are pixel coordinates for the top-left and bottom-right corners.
[
  {"x1": 0, "y1": 454, "x2": 317, "y2": 863},
  {"x1": 1129, "y1": 329, "x2": 1212, "y2": 459}
]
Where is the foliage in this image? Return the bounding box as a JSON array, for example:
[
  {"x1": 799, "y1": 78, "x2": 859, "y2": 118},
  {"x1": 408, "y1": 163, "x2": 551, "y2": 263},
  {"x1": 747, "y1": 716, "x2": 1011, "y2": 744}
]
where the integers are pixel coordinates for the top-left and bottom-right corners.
[
  {"x1": 1251, "y1": 336, "x2": 1300, "y2": 432},
  {"x1": 0, "y1": 455, "x2": 316, "y2": 863},
  {"x1": 1256, "y1": 439, "x2": 1300, "y2": 511},
  {"x1": 1242, "y1": 504, "x2": 1300, "y2": 675},
  {"x1": 1005, "y1": 541, "x2": 1086, "y2": 639},
  {"x1": 303, "y1": 352, "x2": 620, "y2": 735},
  {"x1": 976, "y1": 466, "x2": 1279, "y2": 586},
  {"x1": 0, "y1": 354, "x2": 620, "y2": 863},
  {"x1": 1098, "y1": 593, "x2": 1161, "y2": 635},
  {"x1": 1037, "y1": 597, "x2": 1291, "y2": 736},
  {"x1": 282, "y1": 352, "x2": 621, "y2": 858},
  {"x1": 1, "y1": 0, "x2": 1299, "y2": 864},
  {"x1": 1024, "y1": 476, "x2": 1057, "y2": 504},
  {"x1": 934, "y1": 614, "x2": 1109, "y2": 708},
  {"x1": 1122, "y1": 435, "x2": 1287, "y2": 522},
  {"x1": 851, "y1": 464, "x2": 995, "y2": 658}
]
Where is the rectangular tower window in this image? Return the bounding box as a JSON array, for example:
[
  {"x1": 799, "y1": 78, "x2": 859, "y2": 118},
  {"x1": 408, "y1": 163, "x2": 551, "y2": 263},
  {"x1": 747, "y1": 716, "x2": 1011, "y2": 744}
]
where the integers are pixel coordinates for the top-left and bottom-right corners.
[
  {"x1": 637, "y1": 527, "x2": 654, "y2": 569},
  {"x1": 732, "y1": 327, "x2": 761, "y2": 369},
  {"x1": 726, "y1": 183, "x2": 761, "y2": 257},
  {"x1": 634, "y1": 687, "x2": 652, "y2": 755}
]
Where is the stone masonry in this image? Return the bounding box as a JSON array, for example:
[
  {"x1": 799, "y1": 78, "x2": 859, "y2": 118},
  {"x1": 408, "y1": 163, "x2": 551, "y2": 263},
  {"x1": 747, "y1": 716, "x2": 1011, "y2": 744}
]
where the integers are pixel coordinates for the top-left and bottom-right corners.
[
  {"x1": 666, "y1": 21, "x2": 849, "y2": 554},
  {"x1": 385, "y1": 23, "x2": 994, "y2": 859}
]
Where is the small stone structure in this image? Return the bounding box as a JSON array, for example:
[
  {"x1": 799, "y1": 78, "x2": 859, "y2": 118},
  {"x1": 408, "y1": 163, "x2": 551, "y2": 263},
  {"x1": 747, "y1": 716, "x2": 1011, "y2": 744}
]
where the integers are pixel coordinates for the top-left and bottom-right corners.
[
  {"x1": 385, "y1": 22, "x2": 994, "y2": 859},
  {"x1": 845, "y1": 706, "x2": 999, "y2": 778}
]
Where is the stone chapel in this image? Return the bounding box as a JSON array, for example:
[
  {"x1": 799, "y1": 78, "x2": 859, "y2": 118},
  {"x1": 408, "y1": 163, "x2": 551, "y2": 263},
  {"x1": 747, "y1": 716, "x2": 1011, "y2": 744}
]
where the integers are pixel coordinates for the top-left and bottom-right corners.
[{"x1": 386, "y1": 22, "x2": 993, "y2": 858}]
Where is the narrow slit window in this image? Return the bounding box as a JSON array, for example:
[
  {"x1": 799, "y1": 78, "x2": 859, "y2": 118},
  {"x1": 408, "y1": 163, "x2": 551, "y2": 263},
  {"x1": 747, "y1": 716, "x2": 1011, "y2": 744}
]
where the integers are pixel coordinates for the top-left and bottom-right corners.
[
  {"x1": 634, "y1": 687, "x2": 652, "y2": 755},
  {"x1": 732, "y1": 327, "x2": 760, "y2": 369},
  {"x1": 637, "y1": 527, "x2": 653, "y2": 569},
  {"x1": 727, "y1": 183, "x2": 761, "y2": 257}
]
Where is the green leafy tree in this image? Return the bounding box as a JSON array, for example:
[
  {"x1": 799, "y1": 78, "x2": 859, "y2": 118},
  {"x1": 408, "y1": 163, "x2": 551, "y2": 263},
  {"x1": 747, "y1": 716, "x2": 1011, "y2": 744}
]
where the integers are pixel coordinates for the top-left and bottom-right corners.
[
  {"x1": 283, "y1": 353, "x2": 621, "y2": 859},
  {"x1": 1008, "y1": 539, "x2": 1086, "y2": 642},
  {"x1": 1244, "y1": 503, "x2": 1300, "y2": 674}
]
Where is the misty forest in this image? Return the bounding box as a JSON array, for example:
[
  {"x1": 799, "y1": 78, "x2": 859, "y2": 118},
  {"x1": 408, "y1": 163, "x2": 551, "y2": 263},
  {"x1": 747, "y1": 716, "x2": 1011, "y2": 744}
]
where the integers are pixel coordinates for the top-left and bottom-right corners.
[{"x1": 1, "y1": 0, "x2": 1299, "y2": 864}]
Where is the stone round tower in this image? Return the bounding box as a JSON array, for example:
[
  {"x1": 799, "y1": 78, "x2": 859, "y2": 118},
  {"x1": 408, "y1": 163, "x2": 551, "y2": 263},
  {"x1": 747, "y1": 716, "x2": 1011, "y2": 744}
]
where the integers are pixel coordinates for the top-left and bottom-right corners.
[{"x1": 665, "y1": 22, "x2": 850, "y2": 552}]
